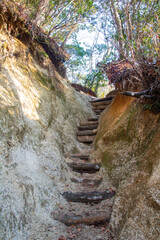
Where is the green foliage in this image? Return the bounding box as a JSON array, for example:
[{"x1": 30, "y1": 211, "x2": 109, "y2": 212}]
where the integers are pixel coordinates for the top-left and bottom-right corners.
[
  {"x1": 12, "y1": 0, "x2": 160, "y2": 95},
  {"x1": 84, "y1": 70, "x2": 108, "y2": 94},
  {"x1": 88, "y1": 0, "x2": 160, "y2": 94},
  {"x1": 65, "y1": 31, "x2": 109, "y2": 94},
  {"x1": 20, "y1": 0, "x2": 96, "y2": 43}
]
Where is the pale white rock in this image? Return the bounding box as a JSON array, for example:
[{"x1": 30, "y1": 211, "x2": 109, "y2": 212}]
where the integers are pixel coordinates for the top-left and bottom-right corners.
[{"x1": 0, "y1": 33, "x2": 95, "y2": 240}]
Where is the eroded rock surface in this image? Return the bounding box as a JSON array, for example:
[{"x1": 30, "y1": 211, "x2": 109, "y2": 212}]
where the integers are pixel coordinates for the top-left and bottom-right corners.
[
  {"x1": 0, "y1": 32, "x2": 95, "y2": 240},
  {"x1": 1, "y1": 30, "x2": 159, "y2": 240},
  {"x1": 94, "y1": 94, "x2": 160, "y2": 240}
]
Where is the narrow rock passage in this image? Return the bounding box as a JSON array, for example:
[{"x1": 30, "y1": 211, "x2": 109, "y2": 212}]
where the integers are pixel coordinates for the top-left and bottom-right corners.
[{"x1": 52, "y1": 94, "x2": 116, "y2": 240}]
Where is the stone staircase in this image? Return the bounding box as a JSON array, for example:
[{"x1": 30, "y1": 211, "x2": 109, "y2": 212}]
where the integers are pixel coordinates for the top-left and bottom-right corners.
[{"x1": 52, "y1": 95, "x2": 116, "y2": 239}]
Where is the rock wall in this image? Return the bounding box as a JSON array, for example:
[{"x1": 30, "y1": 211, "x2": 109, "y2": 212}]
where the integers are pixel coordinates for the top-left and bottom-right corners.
[
  {"x1": 1, "y1": 30, "x2": 160, "y2": 240},
  {"x1": 0, "y1": 33, "x2": 94, "y2": 240},
  {"x1": 94, "y1": 94, "x2": 160, "y2": 240}
]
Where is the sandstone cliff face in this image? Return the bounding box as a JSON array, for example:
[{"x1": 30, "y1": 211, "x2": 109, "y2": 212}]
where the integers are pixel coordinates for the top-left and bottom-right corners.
[
  {"x1": 94, "y1": 94, "x2": 160, "y2": 240},
  {"x1": 0, "y1": 33, "x2": 94, "y2": 240},
  {"x1": 1, "y1": 30, "x2": 160, "y2": 240}
]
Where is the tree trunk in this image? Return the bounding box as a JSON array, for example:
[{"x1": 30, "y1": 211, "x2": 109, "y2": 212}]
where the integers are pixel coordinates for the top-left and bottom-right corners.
[
  {"x1": 110, "y1": 0, "x2": 125, "y2": 58},
  {"x1": 34, "y1": 0, "x2": 50, "y2": 26},
  {"x1": 125, "y1": 0, "x2": 134, "y2": 58}
]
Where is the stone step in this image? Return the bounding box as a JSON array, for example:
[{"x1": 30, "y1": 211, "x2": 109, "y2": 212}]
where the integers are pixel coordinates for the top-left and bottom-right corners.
[
  {"x1": 53, "y1": 211, "x2": 111, "y2": 226},
  {"x1": 91, "y1": 100, "x2": 111, "y2": 107},
  {"x1": 77, "y1": 135, "x2": 95, "y2": 143},
  {"x1": 77, "y1": 129, "x2": 97, "y2": 136},
  {"x1": 90, "y1": 96, "x2": 113, "y2": 103},
  {"x1": 92, "y1": 105, "x2": 108, "y2": 110},
  {"x1": 71, "y1": 177, "x2": 103, "y2": 187},
  {"x1": 62, "y1": 189, "x2": 116, "y2": 204},
  {"x1": 88, "y1": 117, "x2": 99, "y2": 121},
  {"x1": 70, "y1": 153, "x2": 90, "y2": 161},
  {"x1": 67, "y1": 162, "x2": 101, "y2": 173},
  {"x1": 77, "y1": 125, "x2": 98, "y2": 131},
  {"x1": 93, "y1": 109, "x2": 103, "y2": 113},
  {"x1": 80, "y1": 121, "x2": 98, "y2": 126},
  {"x1": 70, "y1": 157, "x2": 90, "y2": 163},
  {"x1": 94, "y1": 110, "x2": 103, "y2": 115}
]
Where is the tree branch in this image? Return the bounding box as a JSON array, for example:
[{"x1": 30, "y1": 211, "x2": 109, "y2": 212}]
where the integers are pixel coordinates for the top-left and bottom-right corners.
[
  {"x1": 61, "y1": 25, "x2": 78, "y2": 49},
  {"x1": 120, "y1": 89, "x2": 156, "y2": 99},
  {"x1": 49, "y1": 0, "x2": 74, "y2": 28}
]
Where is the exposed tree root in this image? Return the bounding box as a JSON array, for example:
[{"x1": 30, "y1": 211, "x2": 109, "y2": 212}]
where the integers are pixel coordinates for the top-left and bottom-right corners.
[{"x1": 121, "y1": 89, "x2": 156, "y2": 99}]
